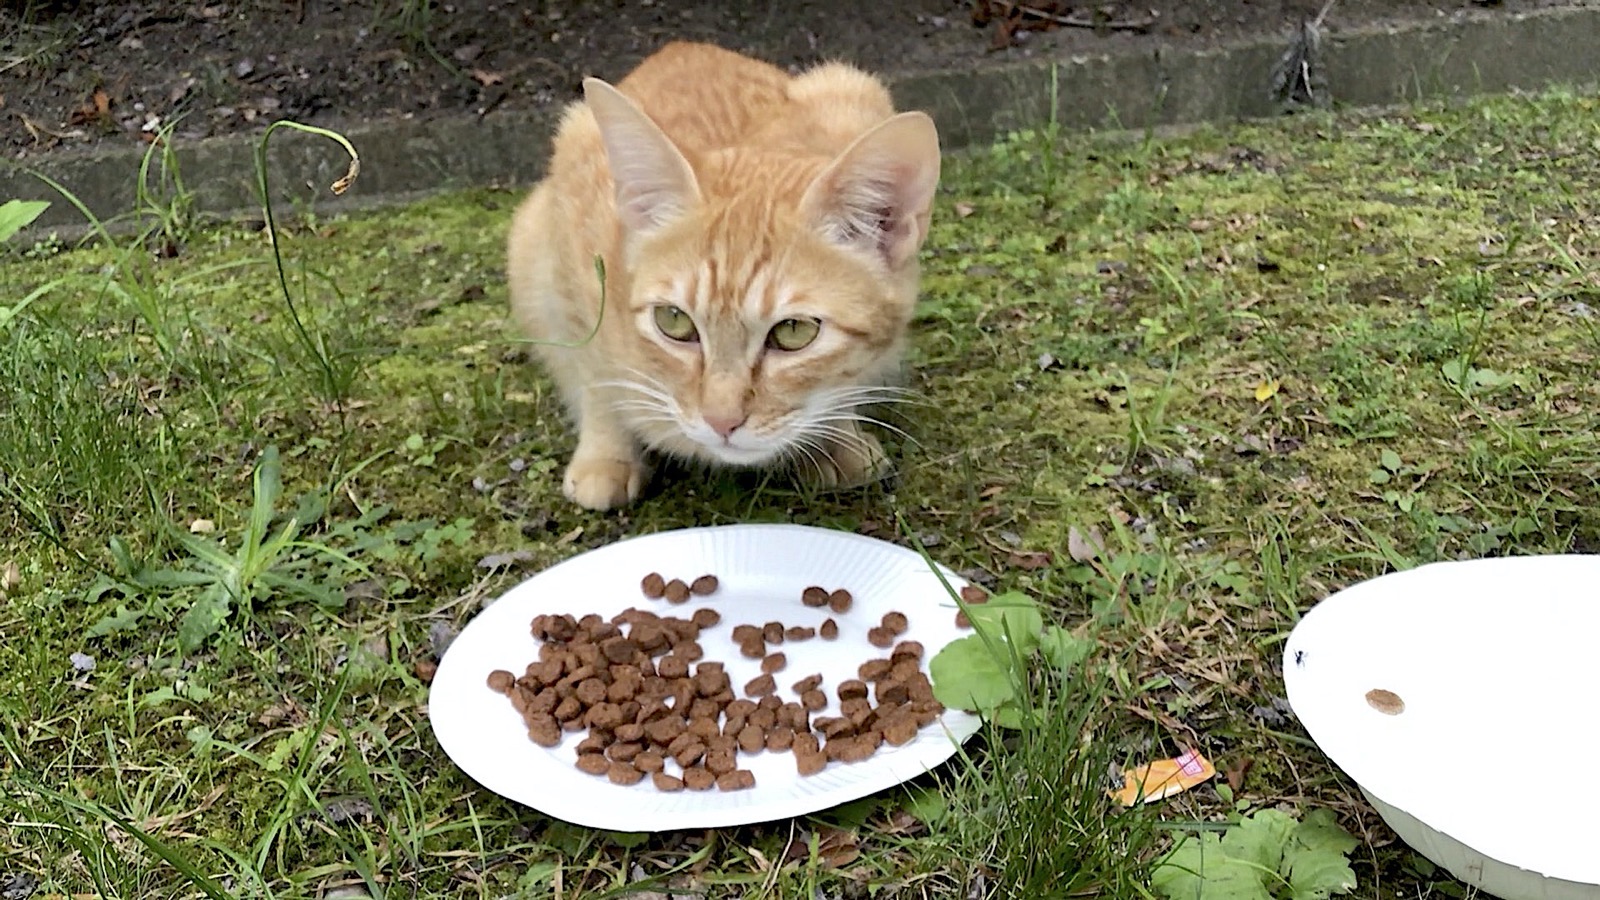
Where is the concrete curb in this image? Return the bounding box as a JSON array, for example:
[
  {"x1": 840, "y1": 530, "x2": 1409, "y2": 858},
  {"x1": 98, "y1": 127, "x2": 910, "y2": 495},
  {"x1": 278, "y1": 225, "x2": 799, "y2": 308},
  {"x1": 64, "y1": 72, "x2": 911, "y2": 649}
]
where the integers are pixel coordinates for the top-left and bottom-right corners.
[{"x1": 4, "y1": 5, "x2": 1596, "y2": 234}]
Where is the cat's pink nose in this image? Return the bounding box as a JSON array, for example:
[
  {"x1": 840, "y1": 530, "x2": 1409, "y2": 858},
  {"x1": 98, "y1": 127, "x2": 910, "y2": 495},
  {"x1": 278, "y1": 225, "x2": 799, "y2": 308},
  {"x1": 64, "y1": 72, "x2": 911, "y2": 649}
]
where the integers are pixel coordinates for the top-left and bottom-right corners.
[{"x1": 704, "y1": 413, "x2": 747, "y2": 439}]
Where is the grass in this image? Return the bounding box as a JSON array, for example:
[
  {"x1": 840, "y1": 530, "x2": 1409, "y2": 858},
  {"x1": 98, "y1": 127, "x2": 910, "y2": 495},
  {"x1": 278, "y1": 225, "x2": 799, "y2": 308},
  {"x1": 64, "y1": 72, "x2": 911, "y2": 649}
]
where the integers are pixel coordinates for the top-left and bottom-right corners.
[{"x1": 6, "y1": 81, "x2": 1600, "y2": 898}]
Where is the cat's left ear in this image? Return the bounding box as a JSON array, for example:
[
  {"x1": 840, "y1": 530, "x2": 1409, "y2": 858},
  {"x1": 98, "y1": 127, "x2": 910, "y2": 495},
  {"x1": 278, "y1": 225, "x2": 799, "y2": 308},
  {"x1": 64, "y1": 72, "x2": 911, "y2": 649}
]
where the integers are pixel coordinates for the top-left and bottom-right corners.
[
  {"x1": 583, "y1": 77, "x2": 701, "y2": 233},
  {"x1": 800, "y1": 111, "x2": 941, "y2": 270}
]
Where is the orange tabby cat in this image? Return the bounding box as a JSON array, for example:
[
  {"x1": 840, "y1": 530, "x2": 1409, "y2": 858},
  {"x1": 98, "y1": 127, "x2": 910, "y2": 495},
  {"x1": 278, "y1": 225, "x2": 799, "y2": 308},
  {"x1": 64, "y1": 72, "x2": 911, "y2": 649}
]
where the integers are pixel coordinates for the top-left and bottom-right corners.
[{"x1": 506, "y1": 42, "x2": 941, "y2": 510}]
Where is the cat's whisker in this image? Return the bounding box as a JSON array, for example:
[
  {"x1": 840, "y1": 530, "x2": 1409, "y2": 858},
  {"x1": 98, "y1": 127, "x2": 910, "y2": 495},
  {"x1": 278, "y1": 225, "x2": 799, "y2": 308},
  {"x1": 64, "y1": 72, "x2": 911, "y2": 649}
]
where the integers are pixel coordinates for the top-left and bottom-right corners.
[{"x1": 816, "y1": 411, "x2": 920, "y2": 447}]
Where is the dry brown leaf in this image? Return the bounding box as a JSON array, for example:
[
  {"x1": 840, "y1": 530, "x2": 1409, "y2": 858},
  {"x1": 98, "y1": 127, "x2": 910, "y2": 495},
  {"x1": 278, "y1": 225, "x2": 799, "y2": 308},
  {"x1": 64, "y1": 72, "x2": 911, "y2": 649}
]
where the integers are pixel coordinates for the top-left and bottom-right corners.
[
  {"x1": 1007, "y1": 549, "x2": 1052, "y2": 570},
  {"x1": 470, "y1": 68, "x2": 504, "y2": 86},
  {"x1": 1066, "y1": 526, "x2": 1103, "y2": 562},
  {"x1": 1, "y1": 560, "x2": 19, "y2": 593}
]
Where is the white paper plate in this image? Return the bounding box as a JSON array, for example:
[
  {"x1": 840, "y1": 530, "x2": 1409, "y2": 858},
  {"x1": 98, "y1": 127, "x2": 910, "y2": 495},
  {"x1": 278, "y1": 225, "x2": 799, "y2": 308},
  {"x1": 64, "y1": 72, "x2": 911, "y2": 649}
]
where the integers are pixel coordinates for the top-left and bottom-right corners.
[
  {"x1": 1283, "y1": 555, "x2": 1600, "y2": 900},
  {"x1": 430, "y1": 524, "x2": 984, "y2": 831}
]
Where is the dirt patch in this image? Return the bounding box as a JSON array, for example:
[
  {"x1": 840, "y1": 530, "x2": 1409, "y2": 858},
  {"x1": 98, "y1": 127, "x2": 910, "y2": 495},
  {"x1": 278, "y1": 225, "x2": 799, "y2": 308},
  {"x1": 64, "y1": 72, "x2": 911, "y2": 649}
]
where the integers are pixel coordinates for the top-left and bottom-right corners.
[{"x1": 0, "y1": 1, "x2": 1571, "y2": 160}]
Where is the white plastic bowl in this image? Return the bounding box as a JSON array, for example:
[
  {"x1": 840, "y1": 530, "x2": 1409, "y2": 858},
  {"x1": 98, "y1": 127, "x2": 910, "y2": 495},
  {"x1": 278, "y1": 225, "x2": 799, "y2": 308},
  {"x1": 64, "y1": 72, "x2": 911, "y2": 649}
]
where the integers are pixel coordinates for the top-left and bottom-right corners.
[{"x1": 1283, "y1": 555, "x2": 1600, "y2": 900}]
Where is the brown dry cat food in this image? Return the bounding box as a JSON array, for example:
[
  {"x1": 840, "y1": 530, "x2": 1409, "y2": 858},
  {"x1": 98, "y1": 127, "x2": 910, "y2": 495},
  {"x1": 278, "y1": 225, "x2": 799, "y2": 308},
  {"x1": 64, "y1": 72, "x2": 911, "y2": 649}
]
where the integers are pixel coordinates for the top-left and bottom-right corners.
[
  {"x1": 785, "y1": 625, "x2": 816, "y2": 641},
  {"x1": 881, "y1": 611, "x2": 908, "y2": 634},
  {"x1": 766, "y1": 726, "x2": 795, "y2": 751},
  {"x1": 576, "y1": 753, "x2": 610, "y2": 775},
  {"x1": 680, "y1": 766, "x2": 714, "y2": 791},
  {"x1": 801, "y1": 586, "x2": 830, "y2": 607},
  {"x1": 882, "y1": 712, "x2": 920, "y2": 746},
  {"x1": 956, "y1": 611, "x2": 971, "y2": 628},
  {"x1": 652, "y1": 772, "x2": 686, "y2": 792},
  {"x1": 717, "y1": 769, "x2": 757, "y2": 792},
  {"x1": 690, "y1": 574, "x2": 719, "y2": 596},
  {"x1": 837, "y1": 679, "x2": 868, "y2": 701},
  {"x1": 641, "y1": 573, "x2": 667, "y2": 598},
  {"x1": 656, "y1": 655, "x2": 690, "y2": 680},
  {"x1": 691, "y1": 608, "x2": 721, "y2": 628},
  {"x1": 792, "y1": 673, "x2": 823, "y2": 694},
  {"x1": 738, "y1": 637, "x2": 766, "y2": 659},
  {"x1": 761, "y1": 652, "x2": 787, "y2": 674},
  {"x1": 527, "y1": 714, "x2": 562, "y2": 747},
  {"x1": 796, "y1": 747, "x2": 827, "y2": 776},
  {"x1": 737, "y1": 724, "x2": 765, "y2": 753},
  {"x1": 743, "y1": 673, "x2": 777, "y2": 697},
  {"x1": 820, "y1": 618, "x2": 839, "y2": 640},
  {"x1": 891, "y1": 641, "x2": 924, "y2": 663},
  {"x1": 960, "y1": 585, "x2": 989, "y2": 604},
  {"x1": 867, "y1": 626, "x2": 895, "y2": 648},
  {"x1": 730, "y1": 624, "x2": 761, "y2": 643},
  {"x1": 607, "y1": 761, "x2": 646, "y2": 786},
  {"x1": 828, "y1": 589, "x2": 853, "y2": 613},
  {"x1": 858, "y1": 659, "x2": 893, "y2": 682},
  {"x1": 663, "y1": 579, "x2": 691, "y2": 604},
  {"x1": 801, "y1": 689, "x2": 828, "y2": 712},
  {"x1": 762, "y1": 622, "x2": 785, "y2": 644},
  {"x1": 487, "y1": 669, "x2": 516, "y2": 694}
]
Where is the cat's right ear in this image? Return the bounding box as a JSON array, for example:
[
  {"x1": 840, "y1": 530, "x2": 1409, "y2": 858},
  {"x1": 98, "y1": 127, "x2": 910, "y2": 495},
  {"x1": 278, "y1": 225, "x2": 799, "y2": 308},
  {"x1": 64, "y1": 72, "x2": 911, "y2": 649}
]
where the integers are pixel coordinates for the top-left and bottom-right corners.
[{"x1": 582, "y1": 78, "x2": 700, "y2": 233}]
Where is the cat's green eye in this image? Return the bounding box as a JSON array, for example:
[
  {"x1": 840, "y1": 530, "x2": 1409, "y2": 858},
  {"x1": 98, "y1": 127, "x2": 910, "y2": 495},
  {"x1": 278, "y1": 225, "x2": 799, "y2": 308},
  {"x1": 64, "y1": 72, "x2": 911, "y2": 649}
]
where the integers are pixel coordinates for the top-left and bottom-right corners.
[
  {"x1": 653, "y1": 305, "x2": 699, "y2": 342},
  {"x1": 767, "y1": 317, "x2": 820, "y2": 351}
]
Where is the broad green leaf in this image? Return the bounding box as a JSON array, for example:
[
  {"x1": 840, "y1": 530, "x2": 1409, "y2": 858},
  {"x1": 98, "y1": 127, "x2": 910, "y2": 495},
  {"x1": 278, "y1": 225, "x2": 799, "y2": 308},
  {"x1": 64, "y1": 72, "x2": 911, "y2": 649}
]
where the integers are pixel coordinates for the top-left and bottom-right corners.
[
  {"x1": 0, "y1": 199, "x2": 49, "y2": 242},
  {"x1": 903, "y1": 786, "x2": 948, "y2": 825},
  {"x1": 1379, "y1": 449, "x2": 1402, "y2": 471},
  {"x1": 177, "y1": 585, "x2": 232, "y2": 651},
  {"x1": 1292, "y1": 808, "x2": 1360, "y2": 857},
  {"x1": 929, "y1": 636, "x2": 1016, "y2": 713},
  {"x1": 247, "y1": 446, "x2": 284, "y2": 550},
  {"x1": 1039, "y1": 626, "x2": 1093, "y2": 671},
  {"x1": 1152, "y1": 833, "x2": 1273, "y2": 900},
  {"x1": 963, "y1": 591, "x2": 1044, "y2": 655},
  {"x1": 1284, "y1": 809, "x2": 1360, "y2": 899},
  {"x1": 1222, "y1": 808, "x2": 1297, "y2": 875},
  {"x1": 87, "y1": 603, "x2": 146, "y2": 637},
  {"x1": 1284, "y1": 848, "x2": 1357, "y2": 900}
]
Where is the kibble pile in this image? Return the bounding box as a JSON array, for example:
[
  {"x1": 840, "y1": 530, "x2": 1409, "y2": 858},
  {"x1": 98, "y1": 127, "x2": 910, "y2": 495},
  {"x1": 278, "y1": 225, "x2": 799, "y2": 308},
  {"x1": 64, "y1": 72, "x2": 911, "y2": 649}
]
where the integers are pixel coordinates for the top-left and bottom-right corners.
[{"x1": 485, "y1": 572, "x2": 974, "y2": 792}]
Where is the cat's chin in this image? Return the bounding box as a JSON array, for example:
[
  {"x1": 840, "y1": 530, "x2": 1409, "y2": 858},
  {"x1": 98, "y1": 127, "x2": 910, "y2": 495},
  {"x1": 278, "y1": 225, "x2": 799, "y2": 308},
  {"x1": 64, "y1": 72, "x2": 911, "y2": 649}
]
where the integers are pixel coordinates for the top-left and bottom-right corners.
[{"x1": 692, "y1": 441, "x2": 784, "y2": 468}]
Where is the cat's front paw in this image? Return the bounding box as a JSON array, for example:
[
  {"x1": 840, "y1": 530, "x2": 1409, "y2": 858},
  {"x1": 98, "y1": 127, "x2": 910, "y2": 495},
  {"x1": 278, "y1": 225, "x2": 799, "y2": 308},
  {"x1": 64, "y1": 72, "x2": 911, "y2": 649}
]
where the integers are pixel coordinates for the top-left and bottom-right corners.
[
  {"x1": 563, "y1": 456, "x2": 649, "y2": 510},
  {"x1": 803, "y1": 430, "x2": 892, "y2": 491}
]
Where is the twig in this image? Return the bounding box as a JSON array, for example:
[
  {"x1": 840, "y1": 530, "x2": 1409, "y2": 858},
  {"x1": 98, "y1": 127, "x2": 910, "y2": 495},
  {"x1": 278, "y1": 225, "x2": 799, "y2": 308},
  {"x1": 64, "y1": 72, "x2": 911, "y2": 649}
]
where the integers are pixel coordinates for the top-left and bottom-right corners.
[{"x1": 1002, "y1": 2, "x2": 1157, "y2": 32}]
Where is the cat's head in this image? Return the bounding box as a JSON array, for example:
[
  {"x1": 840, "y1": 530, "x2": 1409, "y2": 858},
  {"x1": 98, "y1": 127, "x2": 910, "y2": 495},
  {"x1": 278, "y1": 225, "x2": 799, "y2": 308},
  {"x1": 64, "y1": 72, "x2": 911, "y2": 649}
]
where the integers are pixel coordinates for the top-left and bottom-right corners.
[{"x1": 583, "y1": 78, "x2": 941, "y2": 470}]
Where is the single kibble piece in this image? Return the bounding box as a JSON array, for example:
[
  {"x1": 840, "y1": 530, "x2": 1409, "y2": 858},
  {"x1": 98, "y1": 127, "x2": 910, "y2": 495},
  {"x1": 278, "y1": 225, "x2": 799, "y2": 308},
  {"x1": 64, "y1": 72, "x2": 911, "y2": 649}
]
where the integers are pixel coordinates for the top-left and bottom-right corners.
[
  {"x1": 744, "y1": 673, "x2": 777, "y2": 697},
  {"x1": 761, "y1": 652, "x2": 787, "y2": 674},
  {"x1": 575, "y1": 753, "x2": 610, "y2": 776},
  {"x1": 691, "y1": 608, "x2": 721, "y2": 628},
  {"x1": 657, "y1": 655, "x2": 690, "y2": 680},
  {"x1": 876, "y1": 681, "x2": 910, "y2": 705},
  {"x1": 801, "y1": 689, "x2": 828, "y2": 712},
  {"x1": 891, "y1": 640, "x2": 924, "y2": 663},
  {"x1": 739, "y1": 637, "x2": 767, "y2": 659},
  {"x1": 607, "y1": 761, "x2": 645, "y2": 786},
  {"x1": 487, "y1": 669, "x2": 515, "y2": 694},
  {"x1": 690, "y1": 574, "x2": 719, "y2": 595},
  {"x1": 762, "y1": 622, "x2": 785, "y2": 644},
  {"x1": 960, "y1": 585, "x2": 989, "y2": 604},
  {"x1": 641, "y1": 573, "x2": 667, "y2": 598},
  {"x1": 792, "y1": 674, "x2": 823, "y2": 694},
  {"x1": 796, "y1": 749, "x2": 827, "y2": 776},
  {"x1": 837, "y1": 679, "x2": 869, "y2": 701},
  {"x1": 785, "y1": 625, "x2": 816, "y2": 641},
  {"x1": 801, "y1": 586, "x2": 830, "y2": 607},
  {"x1": 731, "y1": 624, "x2": 761, "y2": 643},
  {"x1": 828, "y1": 589, "x2": 853, "y2": 613},
  {"x1": 737, "y1": 724, "x2": 765, "y2": 753},
  {"x1": 663, "y1": 579, "x2": 691, "y2": 604},
  {"x1": 867, "y1": 626, "x2": 895, "y2": 648},
  {"x1": 766, "y1": 726, "x2": 795, "y2": 752},
  {"x1": 881, "y1": 611, "x2": 909, "y2": 634},
  {"x1": 683, "y1": 766, "x2": 716, "y2": 791},
  {"x1": 858, "y1": 659, "x2": 893, "y2": 682},
  {"x1": 576, "y1": 732, "x2": 611, "y2": 755},
  {"x1": 615, "y1": 722, "x2": 645, "y2": 743},
  {"x1": 652, "y1": 772, "x2": 685, "y2": 792},
  {"x1": 883, "y1": 714, "x2": 920, "y2": 746},
  {"x1": 607, "y1": 741, "x2": 643, "y2": 763},
  {"x1": 839, "y1": 697, "x2": 870, "y2": 719},
  {"x1": 526, "y1": 713, "x2": 562, "y2": 747},
  {"x1": 956, "y1": 611, "x2": 971, "y2": 628},
  {"x1": 633, "y1": 750, "x2": 665, "y2": 773},
  {"x1": 705, "y1": 747, "x2": 737, "y2": 776},
  {"x1": 716, "y1": 769, "x2": 757, "y2": 791},
  {"x1": 820, "y1": 618, "x2": 839, "y2": 640}
]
